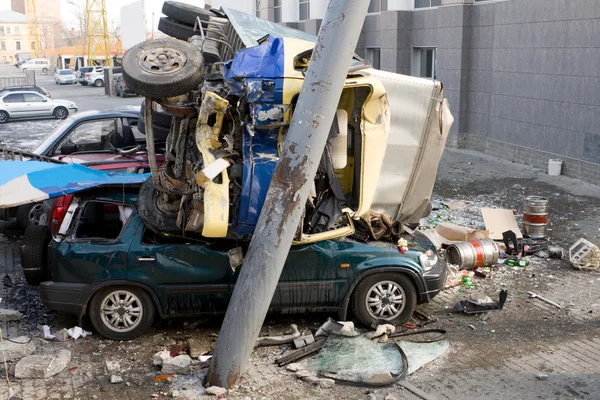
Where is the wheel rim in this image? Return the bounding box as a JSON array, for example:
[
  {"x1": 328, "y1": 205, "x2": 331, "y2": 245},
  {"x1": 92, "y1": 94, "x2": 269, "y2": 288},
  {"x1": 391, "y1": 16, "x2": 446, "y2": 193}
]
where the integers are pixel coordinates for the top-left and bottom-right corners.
[
  {"x1": 138, "y1": 47, "x2": 187, "y2": 75},
  {"x1": 100, "y1": 290, "x2": 143, "y2": 333},
  {"x1": 0, "y1": 113, "x2": 7, "y2": 122},
  {"x1": 28, "y1": 204, "x2": 44, "y2": 225},
  {"x1": 55, "y1": 108, "x2": 66, "y2": 118},
  {"x1": 365, "y1": 280, "x2": 405, "y2": 320}
]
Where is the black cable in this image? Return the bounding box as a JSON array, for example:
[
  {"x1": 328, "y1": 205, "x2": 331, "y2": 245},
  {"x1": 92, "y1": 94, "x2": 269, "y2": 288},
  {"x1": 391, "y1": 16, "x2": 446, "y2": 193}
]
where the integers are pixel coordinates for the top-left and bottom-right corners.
[{"x1": 388, "y1": 328, "x2": 447, "y2": 343}]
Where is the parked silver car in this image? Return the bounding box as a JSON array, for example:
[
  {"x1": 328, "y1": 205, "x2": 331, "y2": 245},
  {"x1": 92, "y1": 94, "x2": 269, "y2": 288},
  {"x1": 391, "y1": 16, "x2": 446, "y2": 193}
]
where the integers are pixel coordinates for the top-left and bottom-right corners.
[
  {"x1": 0, "y1": 91, "x2": 77, "y2": 123},
  {"x1": 54, "y1": 69, "x2": 77, "y2": 85}
]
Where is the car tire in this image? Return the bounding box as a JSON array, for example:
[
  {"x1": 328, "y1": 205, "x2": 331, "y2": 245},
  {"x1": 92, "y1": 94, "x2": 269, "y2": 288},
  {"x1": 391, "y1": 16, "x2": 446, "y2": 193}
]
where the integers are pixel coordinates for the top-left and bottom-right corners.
[
  {"x1": 137, "y1": 177, "x2": 181, "y2": 234},
  {"x1": 122, "y1": 38, "x2": 204, "y2": 98},
  {"x1": 80, "y1": 81, "x2": 88, "y2": 86},
  {"x1": 161, "y1": 1, "x2": 213, "y2": 27},
  {"x1": 20, "y1": 225, "x2": 51, "y2": 286},
  {"x1": 351, "y1": 272, "x2": 417, "y2": 328},
  {"x1": 42, "y1": 68, "x2": 48, "y2": 73},
  {"x1": 89, "y1": 286, "x2": 155, "y2": 340},
  {"x1": 16, "y1": 203, "x2": 44, "y2": 231},
  {"x1": 94, "y1": 79, "x2": 104, "y2": 87},
  {"x1": 53, "y1": 106, "x2": 68, "y2": 120},
  {"x1": 0, "y1": 110, "x2": 8, "y2": 123}
]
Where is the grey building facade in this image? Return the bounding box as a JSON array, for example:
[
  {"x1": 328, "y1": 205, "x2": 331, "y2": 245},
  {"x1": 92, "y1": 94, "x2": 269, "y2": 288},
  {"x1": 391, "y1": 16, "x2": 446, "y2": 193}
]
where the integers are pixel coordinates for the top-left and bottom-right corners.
[{"x1": 250, "y1": 0, "x2": 600, "y2": 185}]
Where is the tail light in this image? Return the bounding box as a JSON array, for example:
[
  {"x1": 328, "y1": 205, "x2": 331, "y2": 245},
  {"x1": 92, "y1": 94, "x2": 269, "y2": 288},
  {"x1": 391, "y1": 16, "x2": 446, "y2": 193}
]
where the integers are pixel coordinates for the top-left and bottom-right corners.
[
  {"x1": 49, "y1": 195, "x2": 73, "y2": 235},
  {"x1": 85, "y1": 73, "x2": 90, "y2": 78}
]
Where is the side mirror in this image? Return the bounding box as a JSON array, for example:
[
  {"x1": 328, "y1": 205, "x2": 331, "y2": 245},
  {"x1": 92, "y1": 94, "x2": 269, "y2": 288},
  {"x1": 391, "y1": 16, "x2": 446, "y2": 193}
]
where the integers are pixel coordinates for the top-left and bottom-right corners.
[
  {"x1": 42, "y1": 99, "x2": 48, "y2": 102},
  {"x1": 60, "y1": 142, "x2": 77, "y2": 155}
]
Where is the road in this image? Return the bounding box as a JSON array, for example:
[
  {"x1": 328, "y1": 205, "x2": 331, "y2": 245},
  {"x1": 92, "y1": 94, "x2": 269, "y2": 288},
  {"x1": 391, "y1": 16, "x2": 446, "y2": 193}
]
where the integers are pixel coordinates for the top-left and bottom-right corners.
[{"x1": 0, "y1": 65, "x2": 143, "y2": 151}]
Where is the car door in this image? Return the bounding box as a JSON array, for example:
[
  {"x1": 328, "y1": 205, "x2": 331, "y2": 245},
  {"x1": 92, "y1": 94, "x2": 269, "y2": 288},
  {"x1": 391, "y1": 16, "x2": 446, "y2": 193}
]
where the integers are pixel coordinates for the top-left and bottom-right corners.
[
  {"x1": 23, "y1": 93, "x2": 52, "y2": 116},
  {"x1": 1, "y1": 93, "x2": 28, "y2": 116},
  {"x1": 229, "y1": 240, "x2": 346, "y2": 312},
  {"x1": 127, "y1": 226, "x2": 232, "y2": 316}
]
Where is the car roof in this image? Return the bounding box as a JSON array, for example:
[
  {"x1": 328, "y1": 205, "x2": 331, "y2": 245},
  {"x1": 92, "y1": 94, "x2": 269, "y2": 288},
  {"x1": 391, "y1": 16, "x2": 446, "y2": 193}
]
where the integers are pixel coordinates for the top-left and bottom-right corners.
[
  {"x1": 69, "y1": 107, "x2": 139, "y2": 121},
  {"x1": 0, "y1": 85, "x2": 42, "y2": 90},
  {"x1": 0, "y1": 91, "x2": 45, "y2": 96}
]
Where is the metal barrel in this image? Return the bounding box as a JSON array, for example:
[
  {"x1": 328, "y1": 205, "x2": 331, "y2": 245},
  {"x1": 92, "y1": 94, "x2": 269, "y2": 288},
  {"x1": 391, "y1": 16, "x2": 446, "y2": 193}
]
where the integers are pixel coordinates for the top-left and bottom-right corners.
[
  {"x1": 523, "y1": 196, "x2": 548, "y2": 238},
  {"x1": 446, "y1": 239, "x2": 499, "y2": 270}
]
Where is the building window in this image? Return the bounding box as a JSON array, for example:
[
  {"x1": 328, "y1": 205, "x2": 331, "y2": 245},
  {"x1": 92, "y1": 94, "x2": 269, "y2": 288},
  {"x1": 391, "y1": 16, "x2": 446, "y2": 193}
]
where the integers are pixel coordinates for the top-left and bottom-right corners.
[
  {"x1": 366, "y1": 47, "x2": 381, "y2": 70},
  {"x1": 16, "y1": 41, "x2": 21, "y2": 50},
  {"x1": 415, "y1": 0, "x2": 441, "y2": 8},
  {"x1": 412, "y1": 47, "x2": 436, "y2": 78},
  {"x1": 274, "y1": 0, "x2": 282, "y2": 23},
  {"x1": 0, "y1": 41, "x2": 5, "y2": 51},
  {"x1": 299, "y1": 0, "x2": 310, "y2": 20},
  {"x1": 369, "y1": 0, "x2": 388, "y2": 13},
  {"x1": 0, "y1": 27, "x2": 4, "y2": 35},
  {"x1": 255, "y1": 0, "x2": 260, "y2": 17},
  {"x1": 6, "y1": 27, "x2": 10, "y2": 34},
  {"x1": 15, "y1": 26, "x2": 19, "y2": 33}
]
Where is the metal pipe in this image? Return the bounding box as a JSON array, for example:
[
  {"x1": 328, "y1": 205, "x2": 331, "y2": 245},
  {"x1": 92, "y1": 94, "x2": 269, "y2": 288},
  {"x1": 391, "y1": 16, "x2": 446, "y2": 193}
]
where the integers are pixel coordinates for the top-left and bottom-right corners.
[
  {"x1": 206, "y1": 0, "x2": 371, "y2": 388},
  {"x1": 144, "y1": 98, "x2": 160, "y2": 187}
]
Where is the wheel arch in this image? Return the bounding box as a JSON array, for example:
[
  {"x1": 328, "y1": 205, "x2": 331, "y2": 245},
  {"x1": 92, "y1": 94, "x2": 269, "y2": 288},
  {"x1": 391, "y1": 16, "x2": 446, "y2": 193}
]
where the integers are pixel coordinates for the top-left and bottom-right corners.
[
  {"x1": 337, "y1": 266, "x2": 425, "y2": 321},
  {"x1": 81, "y1": 280, "x2": 164, "y2": 321}
]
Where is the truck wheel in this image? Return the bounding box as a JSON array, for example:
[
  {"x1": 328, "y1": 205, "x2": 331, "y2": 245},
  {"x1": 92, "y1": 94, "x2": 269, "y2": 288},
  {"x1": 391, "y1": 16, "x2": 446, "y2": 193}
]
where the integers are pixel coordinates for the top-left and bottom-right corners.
[
  {"x1": 53, "y1": 106, "x2": 68, "y2": 119},
  {"x1": 20, "y1": 225, "x2": 51, "y2": 286},
  {"x1": 16, "y1": 203, "x2": 44, "y2": 231},
  {"x1": 352, "y1": 273, "x2": 416, "y2": 327},
  {"x1": 158, "y1": 17, "x2": 197, "y2": 42},
  {"x1": 137, "y1": 178, "x2": 180, "y2": 234},
  {"x1": 122, "y1": 38, "x2": 204, "y2": 98},
  {"x1": 161, "y1": 1, "x2": 213, "y2": 26},
  {"x1": 89, "y1": 286, "x2": 155, "y2": 340}
]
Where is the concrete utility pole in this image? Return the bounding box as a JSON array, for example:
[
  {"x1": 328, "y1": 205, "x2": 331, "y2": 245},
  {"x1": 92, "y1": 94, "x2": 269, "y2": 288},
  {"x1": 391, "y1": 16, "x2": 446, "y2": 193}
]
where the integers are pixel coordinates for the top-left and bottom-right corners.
[{"x1": 207, "y1": 0, "x2": 371, "y2": 388}]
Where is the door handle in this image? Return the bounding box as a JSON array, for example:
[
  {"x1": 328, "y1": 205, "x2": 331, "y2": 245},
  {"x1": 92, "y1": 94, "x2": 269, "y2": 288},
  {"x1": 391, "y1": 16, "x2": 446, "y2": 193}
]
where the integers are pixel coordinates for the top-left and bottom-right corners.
[{"x1": 136, "y1": 256, "x2": 156, "y2": 263}]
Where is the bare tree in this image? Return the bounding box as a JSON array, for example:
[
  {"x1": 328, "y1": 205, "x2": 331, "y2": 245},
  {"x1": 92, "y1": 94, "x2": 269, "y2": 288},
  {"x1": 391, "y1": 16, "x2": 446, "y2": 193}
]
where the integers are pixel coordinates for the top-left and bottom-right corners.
[{"x1": 109, "y1": 19, "x2": 121, "y2": 42}]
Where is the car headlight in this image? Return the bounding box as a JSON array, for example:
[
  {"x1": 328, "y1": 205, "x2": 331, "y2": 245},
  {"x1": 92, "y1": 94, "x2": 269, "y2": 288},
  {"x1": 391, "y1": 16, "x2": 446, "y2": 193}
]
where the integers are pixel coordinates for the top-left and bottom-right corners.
[{"x1": 419, "y1": 249, "x2": 438, "y2": 272}]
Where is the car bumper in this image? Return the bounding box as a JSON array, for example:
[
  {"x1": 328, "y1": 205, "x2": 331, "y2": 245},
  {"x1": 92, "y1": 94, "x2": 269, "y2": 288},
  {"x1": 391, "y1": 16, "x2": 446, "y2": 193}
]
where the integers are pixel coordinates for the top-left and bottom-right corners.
[
  {"x1": 420, "y1": 257, "x2": 448, "y2": 303},
  {"x1": 39, "y1": 281, "x2": 91, "y2": 318}
]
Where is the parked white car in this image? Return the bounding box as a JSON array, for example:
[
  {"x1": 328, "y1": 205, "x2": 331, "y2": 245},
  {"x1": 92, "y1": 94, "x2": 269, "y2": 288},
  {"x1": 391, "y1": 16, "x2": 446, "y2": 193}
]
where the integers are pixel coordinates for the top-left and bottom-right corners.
[
  {"x1": 54, "y1": 69, "x2": 77, "y2": 85},
  {"x1": 84, "y1": 67, "x2": 105, "y2": 87},
  {"x1": 19, "y1": 58, "x2": 51, "y2": 73},
  {"x1": 0, "y1": 91, "x2": 77, "y2": 123}
]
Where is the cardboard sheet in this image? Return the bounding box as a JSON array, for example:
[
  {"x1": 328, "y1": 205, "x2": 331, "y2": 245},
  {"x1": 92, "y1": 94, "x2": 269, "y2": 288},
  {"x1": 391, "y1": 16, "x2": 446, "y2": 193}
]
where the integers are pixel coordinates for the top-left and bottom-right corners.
[{"x1": 481, "y1": 208, "x2": 523, "y2": 240}]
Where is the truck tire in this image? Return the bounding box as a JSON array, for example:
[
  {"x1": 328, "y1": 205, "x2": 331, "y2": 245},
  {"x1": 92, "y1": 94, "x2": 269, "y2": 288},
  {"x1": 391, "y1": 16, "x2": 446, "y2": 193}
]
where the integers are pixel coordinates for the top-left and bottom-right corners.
[
  {"x1": 20, "y1": 225, "x2": 51, "y2": 286},
  {"x1": 158, "y1": 17, "x2": 197, "y2": 41},
  {"x1": 161, "y1": 1, "x2": 213, "y2": 27},
  {"x1": 351, "y1": 272, "x2": 417, "y2": 328},
  {"x1": 137, "y1": 178, "x2": 180, "y2": 235},
  {"x1": 16, "y1": 203, "x2": 44, "y2": 231},
  {"x1": 122, "y1": 38, "x2": 204, "y2": 98}
]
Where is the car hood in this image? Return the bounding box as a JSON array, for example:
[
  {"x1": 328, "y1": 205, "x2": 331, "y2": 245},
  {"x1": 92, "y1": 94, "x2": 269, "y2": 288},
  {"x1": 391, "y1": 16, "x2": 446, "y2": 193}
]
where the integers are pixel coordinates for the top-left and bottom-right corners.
[{"x1": 0, "y1": 161, "x2": 148, "y2": 208}]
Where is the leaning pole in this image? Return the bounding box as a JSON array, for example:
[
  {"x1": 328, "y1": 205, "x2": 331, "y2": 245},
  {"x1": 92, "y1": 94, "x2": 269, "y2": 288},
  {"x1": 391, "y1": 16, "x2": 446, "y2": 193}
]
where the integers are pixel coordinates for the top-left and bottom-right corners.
[{"x1": 207, "y1": 0, "x2": 372, "y2": 388}]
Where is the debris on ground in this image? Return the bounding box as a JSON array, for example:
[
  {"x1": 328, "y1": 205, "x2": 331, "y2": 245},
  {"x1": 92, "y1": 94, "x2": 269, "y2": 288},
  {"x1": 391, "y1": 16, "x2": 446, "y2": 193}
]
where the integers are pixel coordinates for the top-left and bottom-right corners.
[
  {"x1": 569, "y1": 238, "x2": 600, "y2": 270},
  {"x1": 2, "y1": 336, "x2": 35, "y2": 361},
  {"x1": 0, "y1": 308, "x2": 22, "y2": 322},
  {"x1": 187, "y1": 338, "x2": 211, "y2": 358},
  {"x1": 293, "y1": 334, "x2": 315, "y2": 349},
  {"x1": 366, "y1": 324, "x2": 395, "y2": 340},
  {"x1": 153, "y1": 350, "x2": 171, "y2": 366},
  {"x1": 481, "y1": 208, "x2": 523, "y2": 240},
  {"x1": 14, "y1": 349, "x2": 71, "y2": 378},
  {"x1": 161, "y1": 354, "x2": 191, "y2": 375},
  {"x1": 105, "y1": 360, "x2": 120, "y2": 373},
  {"x1": 528, "y1": 291, "x2": 562, "y2": 309},
  {"x1": 205, "y1": 386, "x2": 228, "y2": 396},
  {"x1": 451, "y1": 290, "x2": 508, "y2": 314},
  {"x1": 110, "y1": 375, "x2": 124, "y2": 384},
  {"x1": 255, "y1": 324, "x2": 300, "y2": 347}
]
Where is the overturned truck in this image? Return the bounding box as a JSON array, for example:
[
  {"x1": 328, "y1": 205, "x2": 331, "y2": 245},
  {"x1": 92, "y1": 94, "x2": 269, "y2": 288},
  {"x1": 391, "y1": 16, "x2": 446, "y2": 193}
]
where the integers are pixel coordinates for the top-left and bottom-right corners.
[{"x1": 124, "y1": 6, "x2": 453, "y2": 244}]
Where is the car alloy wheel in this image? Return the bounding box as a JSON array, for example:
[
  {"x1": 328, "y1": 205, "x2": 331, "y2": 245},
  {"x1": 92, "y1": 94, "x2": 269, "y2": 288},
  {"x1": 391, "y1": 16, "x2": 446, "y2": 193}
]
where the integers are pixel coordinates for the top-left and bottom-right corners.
[
  {"x1": 54, "y1": 107, "x2": 68, "y2": 119},
  {"x1": 0, "y1": 111, "x2": 8, "y2": 123},
  {"x1": 27, "y1": 203, "x2": 44, "y2": 225},
  {"x1": 100, "y1": 289, "x2": 144, "y2": 333},
  {"x1": 94, "y1": 79, "x2": 104, "y2": 87},
  {"x1": 364, "y1": 280, "x2": 406, "y2": 320}
]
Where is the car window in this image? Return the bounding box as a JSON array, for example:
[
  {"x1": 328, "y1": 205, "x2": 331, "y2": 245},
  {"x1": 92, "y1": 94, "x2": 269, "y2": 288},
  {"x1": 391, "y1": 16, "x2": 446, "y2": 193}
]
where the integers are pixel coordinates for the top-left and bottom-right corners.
[
  {"x1": 59, "y1": 70, "x2": 72, "y2": 75},
  {"x1": 75, "y1": 201, "x2": 132, "y2": 240},
  {"x1": 55, "y1": 118, "x2": 117, "y2": 155},
  {"x1": 24, "y1": 93, "x2": 44, "y2": 102},
  {"x1": 3, "y1": 93, "x2": 24, "y2": 103}
]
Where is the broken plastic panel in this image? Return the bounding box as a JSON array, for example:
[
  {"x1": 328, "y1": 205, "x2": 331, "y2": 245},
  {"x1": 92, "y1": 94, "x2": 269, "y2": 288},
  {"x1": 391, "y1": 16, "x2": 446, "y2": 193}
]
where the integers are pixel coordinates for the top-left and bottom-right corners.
[{"x1": 307, "y1": 335, "x2": 405, "y2": 385}]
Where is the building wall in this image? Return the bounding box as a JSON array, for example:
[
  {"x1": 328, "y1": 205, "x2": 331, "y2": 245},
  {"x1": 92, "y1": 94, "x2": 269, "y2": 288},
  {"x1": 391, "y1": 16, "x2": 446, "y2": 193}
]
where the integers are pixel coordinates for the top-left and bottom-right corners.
[{"x1": 0, "y1": 21, "x2": 32, "y2": 64}]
